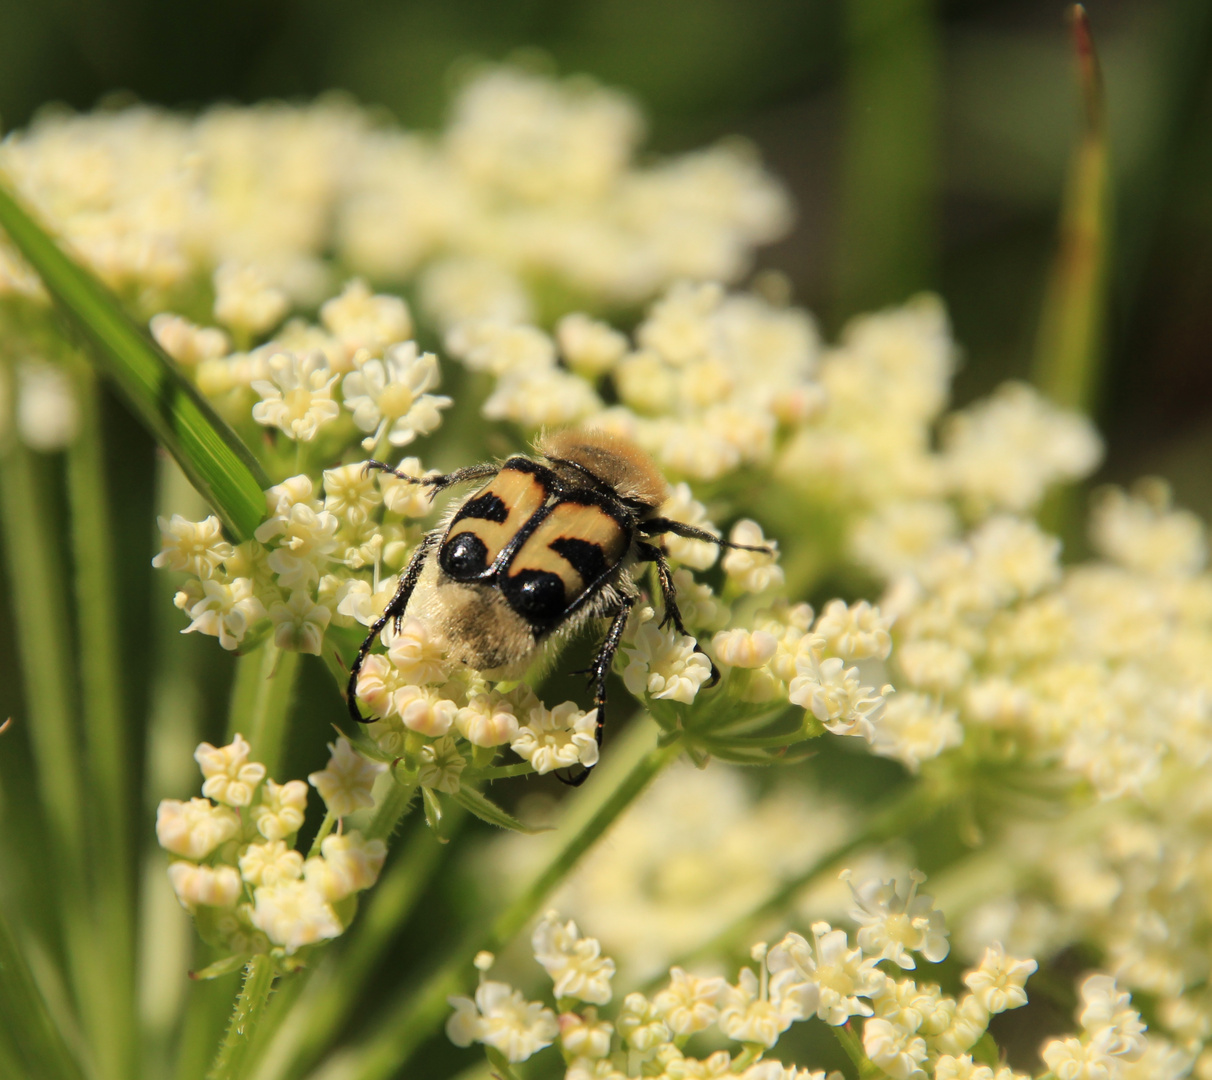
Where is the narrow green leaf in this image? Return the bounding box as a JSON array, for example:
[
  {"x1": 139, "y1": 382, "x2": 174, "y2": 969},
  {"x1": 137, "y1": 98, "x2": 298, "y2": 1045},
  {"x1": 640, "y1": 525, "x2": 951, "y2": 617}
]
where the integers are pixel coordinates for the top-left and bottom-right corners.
[
  {"x1": 0, "y1": 907, "x2": 87, "y2": 1080},
  {"x1": 0, "y1": 181, "x2": 269, "y2": 541},
  {"x1": 450, "y1": 784, "x2": 551, "y2": 834}
]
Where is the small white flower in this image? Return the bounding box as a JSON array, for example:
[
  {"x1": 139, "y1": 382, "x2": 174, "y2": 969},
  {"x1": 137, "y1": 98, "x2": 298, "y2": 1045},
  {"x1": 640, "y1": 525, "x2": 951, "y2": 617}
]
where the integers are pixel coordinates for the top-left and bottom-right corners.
[
  {"x1": 482, "y1": 368, "x2": 602, "y2": 429},
  {"x1": 251, "y1": 779, "x2": 308, "y2": 841},
  {"x1": 845, "y1": 869, "x2": 949, "y2": 969},
  {"x1": 150, "y1": 313, "x2": 230, "y2": 366},
  {"x1": 511, "y1": 702, "x2": 599, "y2": 774},
  {"x1": 152, "y1": 514, "x2": 233, "y2": 578},
  {"x1": 308, "y1": 737, "x2": 387, "y2": 817},
  {"x1": 455, "y1": 693, "x2": 520, "y2": 747},
  {"x1": 559, "y1": 1006, "x2": 614, "y2": 1059},
  {"x1": 621, "y1": 623, "x2": 714, "y2": 704},
  {"x1": 717, "y1": 950, "x2": 804, "y2": 1049},
  {"x1": 862, "y1": 1017, "x2": 928, "y2": 1080},
  {"x1": 194, "y1": 733, "x2": 267, "y2": 807},
  {"x1": 303, "y1": 830, "x2": 387, "y2": 901},
  {"x1": 251, "y1": 349, "x2": 341, "y2": 441},
  {"x1": 182, "y1": 577, "x2": 266, "y2": 650},
  {"x1": 155, "y1": 797, "x2": 240, "y2": 859},
  {"x1": 652, "y1": 967, "x2": 726, "y2": 1035},
  {"x1": 418, "y1": 735, "x2": 466, "y2": 793},
  {"x1": 787, "y1": 637, "x2": 886, "y2": 739},
  {"x1": 238, "y1": 840, "x2": 304, "y2": 886},
  {"x1": 167, "y1": 862, "x2": 242, "y2": 912},
  {"x1": 268, "y1": 590, "x2": 331, "y2": 654},
  {"x1": 813, "y1": 599, "x2": 893, "y2": 661},
  {"x1": 445, "y1": 980, "x2": 558, "y2": 1063},
  {"x1": 322, "y1": 462, "x2": 382, "y2": 526},
  {"x1": 615, "y1": 992, "x2": 670, "y2": 1051},
  {"x1": 341, "y1": 341, "x2": 451, "y2": 450},
  {"x1": 254, "y1": 502, "x2": 340, "y2": 590},
  {"x1": 249, "y1": 879, "x2": 343, "y2": 954},
  {"x1": 394, "y1": 684, "x2": 459, "y2": 737},
  {"x1": 335, "y1": 574, "x2": 398, "y2": 627},
  {"x1": 532, "y1": 912, "x2": 616, "y2": 1005},
  {"x1": 556, "y1": 312, "x2": 628, "y2": 377},
  {"x1": 722, "y1": 520, "x2": 783, "y2": 593},
  {"x1": 962, "y1": 943, "x2": 1036, "y2": 1015},
  {"x1": 1076, "y1": 974, "x2": 1146, "y2": 1060},
  {"x1": 766, "y1": 924, "x2": 885, "y2": 1026},
  {"x1": 384, "y1": 617, "x2": 449, "y2": 684},
  {"x1": 213, "y1": 261, "x2": 289, "y2": 335},
  {"x1": 712, "y1": 627, "x2": 778, "y2": 669},
  {"x1": 320, "y1": 278, "x2": 412, "y2": 358}
]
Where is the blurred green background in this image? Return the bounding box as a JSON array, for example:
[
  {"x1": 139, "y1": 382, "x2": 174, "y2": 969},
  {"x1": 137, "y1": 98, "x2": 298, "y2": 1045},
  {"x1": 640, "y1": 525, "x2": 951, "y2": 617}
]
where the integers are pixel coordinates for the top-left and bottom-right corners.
[{"x1": 1, "y1": 0, "x2": 1210, "y2": 514}]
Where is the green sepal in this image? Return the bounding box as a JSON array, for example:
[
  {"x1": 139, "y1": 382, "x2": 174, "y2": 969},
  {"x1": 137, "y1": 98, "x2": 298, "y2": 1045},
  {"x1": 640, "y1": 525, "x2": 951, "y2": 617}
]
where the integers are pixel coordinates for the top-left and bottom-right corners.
[
  {"x1": 191, "y1": 954, "x2": 252, "y2": 982},
  {"x1": 450, "y1": 783, "x2": 552, "y2": 834}
]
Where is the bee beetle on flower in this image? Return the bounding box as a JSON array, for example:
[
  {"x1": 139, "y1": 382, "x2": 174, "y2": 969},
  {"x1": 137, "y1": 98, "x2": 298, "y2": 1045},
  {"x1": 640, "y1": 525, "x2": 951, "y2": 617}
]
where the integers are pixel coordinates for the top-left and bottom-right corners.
[{"x1": 346, "y1": 429, "x2": 771, "y2": 782}]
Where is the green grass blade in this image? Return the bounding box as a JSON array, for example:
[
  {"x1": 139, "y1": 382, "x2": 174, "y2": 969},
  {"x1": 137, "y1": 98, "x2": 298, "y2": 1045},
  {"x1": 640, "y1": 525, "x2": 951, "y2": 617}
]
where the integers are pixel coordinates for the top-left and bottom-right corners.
[
  {"x1": 0, "y1": 907, "x2": 88, "y2": 1080},
  {"x1": 0, "y1": 181, "x2": 269, "y2": 541}
]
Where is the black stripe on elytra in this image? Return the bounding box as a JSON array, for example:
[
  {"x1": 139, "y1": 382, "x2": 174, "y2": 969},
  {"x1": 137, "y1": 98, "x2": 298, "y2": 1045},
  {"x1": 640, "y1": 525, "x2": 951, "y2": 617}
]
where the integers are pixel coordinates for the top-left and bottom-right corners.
[
  {"x1": 549, "y1": 536, "x2": 610, "y2": 584},
  {"x1": 453, "y1": 491, "x2": 508, "y2": 524}
]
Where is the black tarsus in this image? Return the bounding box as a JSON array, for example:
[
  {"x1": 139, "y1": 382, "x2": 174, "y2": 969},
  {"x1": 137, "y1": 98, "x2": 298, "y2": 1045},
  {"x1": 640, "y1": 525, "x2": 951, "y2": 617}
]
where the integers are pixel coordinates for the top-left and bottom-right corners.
[
  {"x1": 559, "y1": 593, "x2": 637, "y2": 787},
  {"x1": 636, "y1": 540, "x2": 721, "y2": 688},
  {"x1": 346, "y1": 529, "x2": 441, "y2": 725}
]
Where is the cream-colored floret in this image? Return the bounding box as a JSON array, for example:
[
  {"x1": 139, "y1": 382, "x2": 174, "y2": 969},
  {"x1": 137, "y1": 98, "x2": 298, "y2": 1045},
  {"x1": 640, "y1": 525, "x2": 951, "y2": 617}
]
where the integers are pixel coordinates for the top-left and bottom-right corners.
[
  {"x1": 307, "y1": 737, "x2": 387, "y2": 817},
  {"x1": 195, "y1": 733, "x2": 267, "y2": 807}
]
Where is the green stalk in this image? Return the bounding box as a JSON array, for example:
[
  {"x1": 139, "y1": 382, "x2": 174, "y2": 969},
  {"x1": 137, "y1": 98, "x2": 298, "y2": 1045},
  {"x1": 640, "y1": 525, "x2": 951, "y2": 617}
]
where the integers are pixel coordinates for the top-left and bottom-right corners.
[
  {"x1": 143, "y1": 458, "x2": 211, "y2": 1079},
  {"x1": 0, "y1": 181, "x2": 268, "y2": 540},
  {"x1": 206, "y1": 956, "x2": 276, "y2": 1080},
  {"x1": 173, "y1": 966, "x2": 240, "y2": 1080},
  {"x1": 1031, "y1": 4, "x2": 1111, "y2": 416},
  {"x1": 366, "y1": 770, "x2": 420, "y2": 841},
  {"x1": 312, "y1": 738, "x2": 684, "y2": 1080},
  {"x1": 252, "y1": 814, "x2": 461, "y2": 1080},
  {"x1": 0, "y1": 906, "x2": 87, "y2": 1080},
  {"x1": 227, "y1": 644, "x2": 300, "y2": 779},
  {"x1": 64, "y1": 364, "x2": 137, "y2": 1080}
]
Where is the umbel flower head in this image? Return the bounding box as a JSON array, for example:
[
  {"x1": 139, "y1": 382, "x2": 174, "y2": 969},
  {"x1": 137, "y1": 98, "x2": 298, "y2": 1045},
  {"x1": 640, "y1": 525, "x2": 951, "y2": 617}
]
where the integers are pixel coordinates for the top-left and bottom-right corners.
[
  {"x1": 156, "y1": 735, "x2": 385, "y2": 962},
  {"x1": 443, "y1": 876, "x2": 1182, "y2": 1080}
]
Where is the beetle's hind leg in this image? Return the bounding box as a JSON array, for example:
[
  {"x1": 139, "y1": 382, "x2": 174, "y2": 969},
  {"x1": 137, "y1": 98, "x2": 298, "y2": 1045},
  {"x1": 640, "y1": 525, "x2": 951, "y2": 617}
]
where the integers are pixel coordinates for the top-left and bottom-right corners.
[
  {"x1": 346, "y1": 529, "x2": 440, "y2": 725},
  {"x1": 558, "y1": 594, "x2": 637, "y2": 787},
  {"x1": 636, "y1": 540, "x2": 720, "y2": 687}
]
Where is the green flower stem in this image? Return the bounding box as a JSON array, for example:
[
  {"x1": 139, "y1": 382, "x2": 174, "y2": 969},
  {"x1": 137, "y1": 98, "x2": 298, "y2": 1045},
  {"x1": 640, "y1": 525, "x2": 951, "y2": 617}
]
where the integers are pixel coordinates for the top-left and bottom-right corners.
[
  {"x1": 830, "y1": 1022, "x2": 873, "y2": 1076},
  {"x1": 64, "y1": 364, "x2": 137, "y2": 1080},
  {"x1": 670, "y1": 779, "x2": 949, "y2": 973},
  {"x1": 0, "y1": 905, "x2": 87, "y2": 1080},
  {"x1": 206, "y1": 956, "x2": 276, "y2": 1080},
  {"x1": 252, "y1": 812, "x2": 464, "y2": 1080},
  {"x1": 227, "y1": 644, "x2": 300, "y2": 780},
  {"x1": 0, "y1": 181, "x2": 269, "y2": 540},
  {"x1": 174, "y1": 966, "x2": 241, "y2": 1080},
  {"x1": 324, "y1": 737, "x2": 684, "y2": 1080},
  {"x1": 307, "y1": 811, "x2": 338, "y2": 858},
  {"x1": 366, "y1": 768, "x2": 421, "y2": 841}
]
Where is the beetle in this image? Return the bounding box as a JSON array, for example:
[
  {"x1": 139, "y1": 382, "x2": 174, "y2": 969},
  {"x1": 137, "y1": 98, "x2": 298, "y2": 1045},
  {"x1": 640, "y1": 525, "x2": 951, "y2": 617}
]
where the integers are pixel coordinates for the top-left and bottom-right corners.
[{"x1": 346, "y1": 429, "x2": 771, "y2": 783}]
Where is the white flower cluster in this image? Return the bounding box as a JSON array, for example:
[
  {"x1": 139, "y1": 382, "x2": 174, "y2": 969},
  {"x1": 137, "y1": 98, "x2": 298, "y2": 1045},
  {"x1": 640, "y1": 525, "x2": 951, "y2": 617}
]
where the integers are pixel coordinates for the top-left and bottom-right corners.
[
  {"x1": 447, "y1": 879, "x2": 1169, "y2": 1079},
  {"x1": 155, "y1": 734, "x2": 386, "y2": 958},
  {"x1": 0, "y1": 67, "x2": 789, "y2": 313}
]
